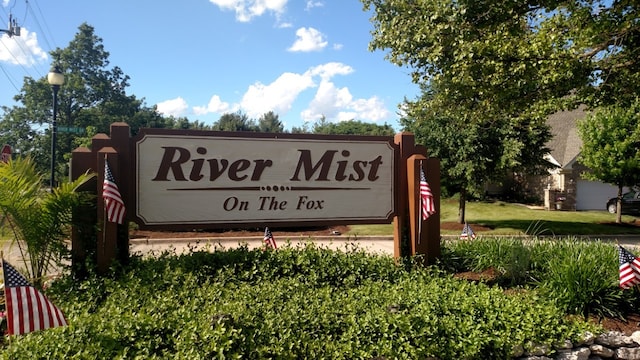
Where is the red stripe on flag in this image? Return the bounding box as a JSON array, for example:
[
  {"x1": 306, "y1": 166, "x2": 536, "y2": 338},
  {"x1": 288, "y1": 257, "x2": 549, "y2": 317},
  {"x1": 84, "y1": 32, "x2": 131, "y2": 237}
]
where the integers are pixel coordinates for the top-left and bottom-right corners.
[
  {"x1": 619, "y1": 246, "x2": 640, "y2": 289},
  {"x1": 103, "y1": 160, "x2": 126, "y2": 224},
  {"x1": 419, "y1": 169, "x2": 436, "y2": 220},
  {"x1": 3, "y1": 260, "x2": 68, "y2": 335}
]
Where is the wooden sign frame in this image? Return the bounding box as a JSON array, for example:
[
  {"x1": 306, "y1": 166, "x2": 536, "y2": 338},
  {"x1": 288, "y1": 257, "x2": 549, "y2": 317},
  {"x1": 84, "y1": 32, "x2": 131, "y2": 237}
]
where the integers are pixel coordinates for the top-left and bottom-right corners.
[{"x1": 70, "y1": 123, "x2": 440, "y2": 273}]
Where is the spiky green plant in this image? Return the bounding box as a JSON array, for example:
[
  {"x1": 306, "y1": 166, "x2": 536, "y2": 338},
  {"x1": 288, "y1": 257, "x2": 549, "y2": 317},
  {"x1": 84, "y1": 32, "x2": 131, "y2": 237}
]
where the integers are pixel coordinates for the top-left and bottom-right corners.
[
  {"x1": 538, "y1": 240, "x2": 623, "y2": 319},
  {"x1": 524, "y1": 220, "x2": 554, "y2": 237},
  {"x1": 0, "y1": 157, "x2": 94, "y2": 285}
]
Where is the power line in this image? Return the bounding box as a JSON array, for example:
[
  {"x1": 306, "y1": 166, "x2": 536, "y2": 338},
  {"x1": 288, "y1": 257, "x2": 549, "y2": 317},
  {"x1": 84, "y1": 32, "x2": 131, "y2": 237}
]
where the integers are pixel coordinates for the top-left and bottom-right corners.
[
  {"x1": 8, "y1": 0, "x2": 18, "y2": 13},
  {"x1": 0, "y1": 62, "x2": 21, "y2": 93},
  {"x1": 26, "y1": 0, "x2": 56, "y2": 52},
  {"x1": 0, "y1": 2, "x2": 34, "y2": 103},
  {"x1": 0, "y1": 0, "x2": 67, "y2": 109},
  {"x1": 0, "y1": 33, "x2": 39, "y2": 75},
  {"x1": 0, "y1": 0, "x2": 58, "y2": 93}
]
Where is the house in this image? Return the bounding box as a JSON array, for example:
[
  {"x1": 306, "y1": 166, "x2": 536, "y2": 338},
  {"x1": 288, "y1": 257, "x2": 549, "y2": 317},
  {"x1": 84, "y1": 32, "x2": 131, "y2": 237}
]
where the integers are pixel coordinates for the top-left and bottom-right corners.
[{"x1": 531, "y1": 106, "x2": 622, "y2": 211}]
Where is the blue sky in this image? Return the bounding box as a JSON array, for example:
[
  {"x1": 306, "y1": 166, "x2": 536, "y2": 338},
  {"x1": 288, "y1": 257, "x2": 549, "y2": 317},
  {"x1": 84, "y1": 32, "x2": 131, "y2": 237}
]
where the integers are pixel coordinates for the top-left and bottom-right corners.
[{"x1": 0, "y1": 0, "x2": 419, "y2": 131}]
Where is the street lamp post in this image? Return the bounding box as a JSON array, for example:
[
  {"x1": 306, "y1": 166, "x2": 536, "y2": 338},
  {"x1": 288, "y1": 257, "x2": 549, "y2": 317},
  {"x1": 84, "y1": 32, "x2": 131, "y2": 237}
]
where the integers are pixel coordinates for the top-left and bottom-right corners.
[{"x1": 47, "y1": 66, "x2": 64, "y2": 188}]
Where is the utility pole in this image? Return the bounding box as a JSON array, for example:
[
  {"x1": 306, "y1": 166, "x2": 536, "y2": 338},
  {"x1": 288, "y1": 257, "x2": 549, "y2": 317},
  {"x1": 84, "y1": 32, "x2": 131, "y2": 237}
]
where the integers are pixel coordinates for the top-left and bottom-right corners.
[{"x1": 1, "y1": 14, "x2": 21, "y2": 37}]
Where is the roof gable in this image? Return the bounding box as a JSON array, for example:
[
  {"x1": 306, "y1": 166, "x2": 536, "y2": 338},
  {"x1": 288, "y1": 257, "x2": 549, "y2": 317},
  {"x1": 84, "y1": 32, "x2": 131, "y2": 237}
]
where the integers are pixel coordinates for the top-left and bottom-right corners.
[{"x1": 547, "y1": 106, "x2": 587, "y2": 167}]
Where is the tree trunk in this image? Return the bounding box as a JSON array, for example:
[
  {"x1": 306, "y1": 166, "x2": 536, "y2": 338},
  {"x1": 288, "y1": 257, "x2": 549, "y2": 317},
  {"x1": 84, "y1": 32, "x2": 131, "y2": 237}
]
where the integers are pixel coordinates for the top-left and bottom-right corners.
[
  {"x1": 616, "y1": 184, "x2": 623, "y2": 224},
  {"x1": 458, "y1": 188, "x2": 466, "y2": 224}
]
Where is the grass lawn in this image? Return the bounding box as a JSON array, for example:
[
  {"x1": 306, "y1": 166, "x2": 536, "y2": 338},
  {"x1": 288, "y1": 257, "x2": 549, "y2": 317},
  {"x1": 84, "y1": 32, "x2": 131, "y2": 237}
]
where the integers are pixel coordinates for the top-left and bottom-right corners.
[
  {"x1": 2, "y1": 198, "x2": 639, "y2": 241},
  {"x1": 348, "y1": 198, "x2": 640, "y2": 236}
]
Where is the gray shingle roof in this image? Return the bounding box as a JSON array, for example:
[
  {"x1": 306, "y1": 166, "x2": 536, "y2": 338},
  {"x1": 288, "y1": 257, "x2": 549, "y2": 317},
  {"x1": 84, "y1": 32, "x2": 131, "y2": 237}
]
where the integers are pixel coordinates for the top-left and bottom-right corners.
[{"x1": 546, "y1": 106, "x2": 587, "y2": 168}]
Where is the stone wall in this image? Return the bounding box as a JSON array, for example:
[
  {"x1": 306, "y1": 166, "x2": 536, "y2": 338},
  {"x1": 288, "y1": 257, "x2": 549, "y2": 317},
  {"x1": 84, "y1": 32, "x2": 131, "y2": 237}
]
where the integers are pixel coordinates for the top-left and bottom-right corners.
[{"x1": 514, "y1": 330, "x2": 640, "y2": 360}]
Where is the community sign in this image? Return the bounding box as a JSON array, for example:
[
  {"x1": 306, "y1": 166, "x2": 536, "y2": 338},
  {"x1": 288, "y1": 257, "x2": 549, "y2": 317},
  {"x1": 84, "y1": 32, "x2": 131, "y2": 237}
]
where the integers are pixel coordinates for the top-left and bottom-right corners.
[{"x1": 134, "y1": 130, "x2": 396, "y2": 227}]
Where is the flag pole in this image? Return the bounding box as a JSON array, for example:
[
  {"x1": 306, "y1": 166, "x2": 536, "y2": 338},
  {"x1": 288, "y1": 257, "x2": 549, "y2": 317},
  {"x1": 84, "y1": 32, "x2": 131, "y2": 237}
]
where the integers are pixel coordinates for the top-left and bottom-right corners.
[
  {"x1": 102, "y1": 154, "x2": 108, "y2": 257},
  {"x1": 1, "y1": 252, "x2": 8, "y2": 344},
  {"x1": 2, "y1": 252, "x2": 9, "y2": 344},
  {"x1": 418, "y1": 160, "x2": 423, "y2": 244}
]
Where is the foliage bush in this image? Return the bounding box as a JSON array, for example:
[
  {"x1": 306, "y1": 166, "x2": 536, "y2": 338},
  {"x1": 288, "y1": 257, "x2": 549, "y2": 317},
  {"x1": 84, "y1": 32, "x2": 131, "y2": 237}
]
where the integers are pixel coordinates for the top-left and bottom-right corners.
[
  {"x1": 536, "y1": 240, "x2": 632, "y2": 320},
  {"x1": 0, "y1": 157, "x2": 93, "y2": 284},
  {"x1": 446, "y1": 237, "x2": 636, "y2": 320},
  {"x1": 0, "y1": 242, "x2": 598, "y2": 359},
  {"x1": 442, "y1": 237, "x2": 537, "y2": 286}
]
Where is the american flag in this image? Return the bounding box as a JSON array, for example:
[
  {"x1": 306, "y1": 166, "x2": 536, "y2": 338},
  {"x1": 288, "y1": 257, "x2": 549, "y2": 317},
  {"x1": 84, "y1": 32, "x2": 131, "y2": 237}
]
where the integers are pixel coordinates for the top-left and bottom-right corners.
[
  {"x1": 2, "y1": 260, "x2": 67, "y2": 335},
  {"x1": 103, "y1": 160, "x2": 126, "y2": 224},
  {"x1": 618, "y1": 246, "x2": 640, "y2": 289},
  {"x1": 264, "y1": 227, "x2": 277, "y2": 249},
  {"x1": 420, "y1": 168, "x2": 436, "y2": 220},
  {"x1": 460, "y1": 223, "x2": 477, "y2": 240}
]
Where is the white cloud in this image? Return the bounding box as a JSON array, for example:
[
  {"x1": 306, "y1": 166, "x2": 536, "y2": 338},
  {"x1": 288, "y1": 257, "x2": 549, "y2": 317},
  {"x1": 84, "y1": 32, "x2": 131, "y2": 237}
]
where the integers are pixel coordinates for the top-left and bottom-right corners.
[
  {"x1": 307, "y1": 62, "x2": 353, "y2": 80},
  {"x1": 300, "y1": 65, "x2": 391, "y2": 123},
  {"x1": 349, "y1": 96, "x2": 391, "y2": 121},
  {"x1": 0, "y1": 28, "x2": 48, "y2": 66},
  {"x1": 209, "y1": 0, "x2": 288, "y2": 22},
  {"x1": 301, "y1": 85, "x2": 391, "y2": 123},
  {"x1": 336, "y1": 111, "x2": 357, "y2": 122},
  {"x1": 240, "y1": 72, "x2": 315, "y2": 118},
  {"x1": 287, "y1": 27, "x2": 327, "y2": 52},
  {"x1": 300, "y1": 80, "x2": 351, "y2": 121},
  {"x1": 156, "y1": 97, "x2": 189, "y2": 117},
  {"x1": 305, "y1": 1, "x2": 324, "y2": 11},
  {"x1": 193, "y1": 95, "x2": 231, "y2": 115},
  {"x1": 191, "y1": 62, "x2": 392, "y2": 126}
]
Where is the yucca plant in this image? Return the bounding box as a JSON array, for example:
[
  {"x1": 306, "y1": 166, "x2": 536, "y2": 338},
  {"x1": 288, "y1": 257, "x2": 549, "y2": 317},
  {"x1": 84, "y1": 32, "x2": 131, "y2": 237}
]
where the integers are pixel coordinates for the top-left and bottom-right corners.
[{"x1": 0, "y1": 157, "x2": 94, "y2": 286}]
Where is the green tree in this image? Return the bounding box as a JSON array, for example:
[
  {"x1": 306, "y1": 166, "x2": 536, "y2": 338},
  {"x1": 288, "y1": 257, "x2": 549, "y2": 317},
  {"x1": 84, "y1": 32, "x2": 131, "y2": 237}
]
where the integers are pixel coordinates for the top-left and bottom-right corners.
[
  {"x1": 258, "y1": 111, "x2": 284, "y2": 133},
  {"x1": 292, "y1": 117, "x2": 396, "y2": 135},
  {"x1": 572, "y1": 1, "x2": 640, "y2": 108},
  {"x1": 577, "y1": 100, "x2": 640, "y2": 223},
  {"x1": 189, "y1": 119, "x2": 212, "y2": 130},
  {"x1": 0, "y1": 23, "x2": 164, "y2": 180},
  {"x1": 361, "y1": 0, "x2": 638, "y2": 111},
  {"x1": 289, "y1": 115, "x2": 329, "y2": 134},
  {"x1": 361, "y1": 0, "x2": 589, "y2": 120},
  {"x1": 290, "y1": 124, "x2": 308, "y2": 134},
  {"x1": 212, "y1": 111, "x2": 257, "y2": 132},
  {"x1": 159, "y1": 116, "x2": 211, "y2": 130},
  {"x1": 0, "y1": 157, "x2": 93, "y2": 285},
  {"x1": 401, "y1": 102, "x2": 551, "y2": 222},
  {"x1": 312, "y1": 119, "x2": 396, "y2": 136},
  {"x1": 360, "y1": 0, "x2": 637, "y2": 221},
  {"x1": 164, "y1": 116, "x2": 191, "y2": 130},
  {"x1": 0, "y1": 106, "x2": 46, "y2": 161}
]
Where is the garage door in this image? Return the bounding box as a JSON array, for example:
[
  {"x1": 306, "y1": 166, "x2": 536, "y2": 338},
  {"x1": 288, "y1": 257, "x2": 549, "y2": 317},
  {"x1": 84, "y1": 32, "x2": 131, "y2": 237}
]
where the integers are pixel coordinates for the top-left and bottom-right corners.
[{"x1": 575, "y1": 180, "x2": 620, "y2": 211}]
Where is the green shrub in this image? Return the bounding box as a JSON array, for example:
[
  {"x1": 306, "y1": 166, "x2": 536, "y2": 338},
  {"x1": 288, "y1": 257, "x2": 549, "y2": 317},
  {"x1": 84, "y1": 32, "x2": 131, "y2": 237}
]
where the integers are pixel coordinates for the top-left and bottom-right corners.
[
  {"x1": 537, "y1": 240, "x2": 626, "y2": 319},
  {"x1": 443, "y1": 237, "x2": 537, "y2": 286},
  {"x1": 0, "y1": 157, "x2": 94, "y2": 284},
  {"x1": 0, "y1": 243, "x2": 599, "y2": 359},
  {"x1": 442, "y1": 236, "x2": 633, "y2": 321}
]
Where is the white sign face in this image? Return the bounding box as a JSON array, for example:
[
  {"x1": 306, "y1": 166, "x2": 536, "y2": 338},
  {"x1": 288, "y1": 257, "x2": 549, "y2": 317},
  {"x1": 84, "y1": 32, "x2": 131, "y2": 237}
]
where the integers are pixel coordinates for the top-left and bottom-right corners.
[{"x1": 135, "y1": 133, "x2": 396, "y2": 226}]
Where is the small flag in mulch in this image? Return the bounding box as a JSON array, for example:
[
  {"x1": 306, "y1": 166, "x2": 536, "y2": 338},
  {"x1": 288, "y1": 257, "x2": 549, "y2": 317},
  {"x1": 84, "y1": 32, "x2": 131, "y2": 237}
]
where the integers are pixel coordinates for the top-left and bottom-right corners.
[
  {"x1": 460, "y1": 223, "x2": 477, "y2": 240},
  {"x1": 264, "y1": 227, "x2": 277, "y2": 249}
]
